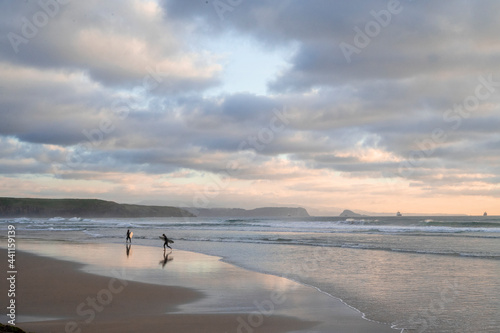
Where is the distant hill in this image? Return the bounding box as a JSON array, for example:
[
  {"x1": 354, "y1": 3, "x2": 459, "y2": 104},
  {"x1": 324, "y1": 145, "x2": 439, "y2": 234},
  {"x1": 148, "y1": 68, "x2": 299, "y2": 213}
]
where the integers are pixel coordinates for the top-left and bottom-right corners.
[
  {"x1": 182, "y1": 206, "x2": 310, "y2": 218},
  {"x1": 0, "y1": 198, "x2": 194, "y2": 218},
  {"x1": 339, "y1": 209, "x2": 367, "y2": 218}
]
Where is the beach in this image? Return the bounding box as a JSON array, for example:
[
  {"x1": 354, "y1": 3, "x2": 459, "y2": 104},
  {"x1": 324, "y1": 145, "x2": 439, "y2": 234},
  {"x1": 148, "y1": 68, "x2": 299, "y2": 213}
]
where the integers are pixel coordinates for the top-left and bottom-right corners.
[
  {"x1": 1, "y1": 216, "x2": 499, "y2": 332},
  {"x1": 0, "y1": 241, "x2": 396, "y2": 333}
]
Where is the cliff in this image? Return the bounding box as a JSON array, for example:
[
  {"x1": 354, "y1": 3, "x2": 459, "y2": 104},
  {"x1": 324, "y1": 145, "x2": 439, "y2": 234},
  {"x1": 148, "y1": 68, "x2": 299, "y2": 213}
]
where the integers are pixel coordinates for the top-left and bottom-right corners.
[
  {"x1": 0, "y1": 198, "x2": 194, "y2": 218},
  {"x1": 183, "y1": 206, "x2": 310, "y2": 218}
]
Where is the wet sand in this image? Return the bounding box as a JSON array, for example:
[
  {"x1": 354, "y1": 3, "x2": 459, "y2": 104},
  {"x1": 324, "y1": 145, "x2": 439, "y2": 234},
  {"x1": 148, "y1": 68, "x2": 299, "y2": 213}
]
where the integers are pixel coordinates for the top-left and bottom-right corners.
[
  {"x1": 0, "y1": 242, "x2": 397, "y2": 332},
  {"x1": 0, "y1": 249, "x2": 314, "y2": 333}
]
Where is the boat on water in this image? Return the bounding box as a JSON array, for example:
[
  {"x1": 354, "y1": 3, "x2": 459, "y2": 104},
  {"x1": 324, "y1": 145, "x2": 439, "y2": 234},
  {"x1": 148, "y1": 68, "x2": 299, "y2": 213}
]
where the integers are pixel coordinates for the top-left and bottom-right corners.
[
  {"x1": 396, "y1": 211, "x2": 402, "y2": 217},
  {"x1": 483, "y1": 212, "x2": 487, "y2": 216}
]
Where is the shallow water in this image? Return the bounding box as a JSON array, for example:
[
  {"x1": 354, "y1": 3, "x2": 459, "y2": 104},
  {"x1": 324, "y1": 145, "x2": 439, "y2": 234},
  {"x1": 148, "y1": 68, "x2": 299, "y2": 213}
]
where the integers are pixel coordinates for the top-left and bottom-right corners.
[
  {"x1": 1, "y1": 215, "x2": 499, "y2": 332},
  {"x1": 2, "y1": 240, "x2": 394, "y2": 333}
]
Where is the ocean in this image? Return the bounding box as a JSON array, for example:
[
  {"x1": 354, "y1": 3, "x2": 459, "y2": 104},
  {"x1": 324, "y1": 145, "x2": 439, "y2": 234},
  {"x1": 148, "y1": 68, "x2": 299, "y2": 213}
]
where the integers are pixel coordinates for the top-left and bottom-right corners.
[{"x1": 1, "y1": 215, "x2": 499, "y2": 332}]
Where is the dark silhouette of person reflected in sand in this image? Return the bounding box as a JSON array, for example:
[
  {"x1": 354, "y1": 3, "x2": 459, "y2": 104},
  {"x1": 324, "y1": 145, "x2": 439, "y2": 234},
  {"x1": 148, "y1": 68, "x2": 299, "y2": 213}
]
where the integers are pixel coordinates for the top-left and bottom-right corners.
[
  {"x1": 159, "y1": 249, "x2": 173, "y2": 268},
  {"x1": 126, "y1": 243, "x2": 131, "y2": 257}
]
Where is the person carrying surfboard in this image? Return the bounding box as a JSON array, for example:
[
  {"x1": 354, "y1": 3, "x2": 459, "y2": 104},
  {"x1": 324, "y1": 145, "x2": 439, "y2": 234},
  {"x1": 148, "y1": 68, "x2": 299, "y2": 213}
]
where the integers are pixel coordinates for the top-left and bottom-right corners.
[
  {"x1": 161, "y1": 233, "x2": 172, "y2": 250},
  {"x1": 126, "y1": 229, "x2": 132, "y2": 243}
]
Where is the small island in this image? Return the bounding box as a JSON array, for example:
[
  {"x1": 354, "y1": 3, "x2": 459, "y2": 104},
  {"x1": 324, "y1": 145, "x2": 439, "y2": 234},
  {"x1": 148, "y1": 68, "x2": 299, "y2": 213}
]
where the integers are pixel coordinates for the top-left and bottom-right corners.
[{"x1": 339, "y1": 209, "x2": 366, "y2": 218}]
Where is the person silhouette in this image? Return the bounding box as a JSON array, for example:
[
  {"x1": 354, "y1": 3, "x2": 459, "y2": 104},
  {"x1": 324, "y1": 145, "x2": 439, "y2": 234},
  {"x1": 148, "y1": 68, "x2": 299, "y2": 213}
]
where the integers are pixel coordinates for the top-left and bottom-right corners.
[
  {"x1": 126, "y1": 229, "x2": 132, "y2": 243},
  {"x1": 162, "y1": 233, "x2": 172, "y2": 250}
]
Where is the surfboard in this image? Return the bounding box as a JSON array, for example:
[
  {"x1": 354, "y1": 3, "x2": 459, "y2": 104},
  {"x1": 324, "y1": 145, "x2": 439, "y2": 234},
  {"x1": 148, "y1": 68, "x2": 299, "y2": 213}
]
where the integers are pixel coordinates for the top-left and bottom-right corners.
[
  {"x1": 130, "y1": 231, "x2": 133, "y2": 238},
  {"x1": 159, "y1": 236, "x2": 174, "y2": 243}
]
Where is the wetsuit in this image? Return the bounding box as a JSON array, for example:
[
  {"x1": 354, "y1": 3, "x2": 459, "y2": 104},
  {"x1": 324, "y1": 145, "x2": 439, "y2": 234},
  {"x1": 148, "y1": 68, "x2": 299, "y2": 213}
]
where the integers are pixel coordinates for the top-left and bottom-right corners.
[{"x1": 163, "y1": 235, "x2": 171, "y2": 249}]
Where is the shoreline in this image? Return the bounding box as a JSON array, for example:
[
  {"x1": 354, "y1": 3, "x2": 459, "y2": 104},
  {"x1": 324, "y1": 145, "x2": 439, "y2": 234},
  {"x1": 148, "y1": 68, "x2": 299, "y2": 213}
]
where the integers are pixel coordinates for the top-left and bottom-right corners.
[
  {"x1": 0, "y1": 248, "x2": 316, "y2": 333},
  {"x1": 0, "y1": 240, "x2": 397, "y2": 332}
]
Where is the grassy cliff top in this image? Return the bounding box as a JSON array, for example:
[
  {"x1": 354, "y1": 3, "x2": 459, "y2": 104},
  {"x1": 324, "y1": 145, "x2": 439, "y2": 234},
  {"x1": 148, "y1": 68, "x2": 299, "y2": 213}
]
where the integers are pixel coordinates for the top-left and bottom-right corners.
[{"x1": 0, "y1": 197, "x2": 194, "y2": 218}]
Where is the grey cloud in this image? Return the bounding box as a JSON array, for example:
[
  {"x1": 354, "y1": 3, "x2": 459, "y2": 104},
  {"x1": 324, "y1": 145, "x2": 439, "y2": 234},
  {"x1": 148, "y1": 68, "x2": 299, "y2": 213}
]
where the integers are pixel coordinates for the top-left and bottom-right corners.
[
  {"x1": 0, "y1": 137, "x2": 65, "y2": 174},
  {"x1": 163, "y1": 1, "x2": 391, "y2": 44},
  {"x1": 1, "y1": 0, "x2": 499, "y2": 200},
  {"x1": 0, "y1": 0, "x2": 220, "y2": 93},
  {"x1": 3, "y1": 65, "x2": 498, "y2": 187},
  {"x1": 163, "y1": 1, "x2": 500, "y2": 92}
]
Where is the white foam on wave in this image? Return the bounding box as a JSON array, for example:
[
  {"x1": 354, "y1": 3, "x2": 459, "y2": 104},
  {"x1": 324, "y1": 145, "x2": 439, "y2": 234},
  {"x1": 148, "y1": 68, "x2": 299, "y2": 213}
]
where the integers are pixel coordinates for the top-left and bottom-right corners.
[
  {"x1": 116, "y1": 222, "x2": 142, "y2": 228},
  {"x1": 48, "y1": 217, "x2": 66, "y2": 222},
  {"x1": 229, "y1": 220, "x2": 500, "y2": 235},
  {"x1": 334, "y1": 225, "x2": 500, "y2": 234},
  {"x1": 47, "y1": 227, "x2": 83, "y2": 231},
  {"x1": 83, "y1": 230, "x2": 104, "y2": 237},
  {"x1": 11, "y1": 218, "x2": 33, "y2": 223}
]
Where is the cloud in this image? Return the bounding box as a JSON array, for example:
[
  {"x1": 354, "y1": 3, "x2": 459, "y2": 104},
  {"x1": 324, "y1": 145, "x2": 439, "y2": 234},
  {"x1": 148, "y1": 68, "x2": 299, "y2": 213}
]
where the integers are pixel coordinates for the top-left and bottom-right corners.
[
  {"x1": 0, "y1": 0, "x2": 221, "y2": 93},
  {"x1": 1, "y1": 0, "x2": 499, "y2": 213},
  {"x1": 162, "y1": 1, "x2": 500, "y2": 89}
]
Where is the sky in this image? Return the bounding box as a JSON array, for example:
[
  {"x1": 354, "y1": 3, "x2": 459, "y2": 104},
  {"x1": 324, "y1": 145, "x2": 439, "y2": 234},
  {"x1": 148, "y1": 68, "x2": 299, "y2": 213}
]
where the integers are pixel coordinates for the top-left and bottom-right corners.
[{"x1": 1, "y1": 0, "x2": 499, "y2": 215}]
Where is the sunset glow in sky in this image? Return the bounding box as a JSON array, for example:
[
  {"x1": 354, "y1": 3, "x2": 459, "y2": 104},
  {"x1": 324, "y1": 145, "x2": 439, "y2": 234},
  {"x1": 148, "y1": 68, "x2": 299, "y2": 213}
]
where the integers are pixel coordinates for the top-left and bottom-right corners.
[{"x1": 1, "y1": 0, "x2": 499, "y2": 215}]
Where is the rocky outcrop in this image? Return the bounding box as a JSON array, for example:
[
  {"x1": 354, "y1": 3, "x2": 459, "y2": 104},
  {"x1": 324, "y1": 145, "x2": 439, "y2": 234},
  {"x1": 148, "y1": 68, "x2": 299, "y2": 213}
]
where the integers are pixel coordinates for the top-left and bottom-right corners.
[{"x1": 339, "y1": 209, "x2": 366, "y2": 217}]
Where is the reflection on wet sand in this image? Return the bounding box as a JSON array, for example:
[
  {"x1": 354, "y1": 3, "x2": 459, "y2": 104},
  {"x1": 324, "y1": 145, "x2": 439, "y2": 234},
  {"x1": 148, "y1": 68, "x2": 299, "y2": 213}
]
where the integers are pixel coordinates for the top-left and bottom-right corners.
[
  {"x1": 126, "y1": 243, "x2": 132, "y2": 258},
  {"x1": 160, "y1": 249, "x2": 173, "y2": 268}
]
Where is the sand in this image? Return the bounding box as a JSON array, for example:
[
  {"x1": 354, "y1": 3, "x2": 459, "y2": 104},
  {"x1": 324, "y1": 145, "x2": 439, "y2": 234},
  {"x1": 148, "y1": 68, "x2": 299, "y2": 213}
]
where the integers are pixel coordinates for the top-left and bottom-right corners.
[
  {"x1": 1, "y1": 249, "x2": 315, "y2": 333},
  {"x1": 0, "y1": 242, "x2": 396, "y2": 333}
]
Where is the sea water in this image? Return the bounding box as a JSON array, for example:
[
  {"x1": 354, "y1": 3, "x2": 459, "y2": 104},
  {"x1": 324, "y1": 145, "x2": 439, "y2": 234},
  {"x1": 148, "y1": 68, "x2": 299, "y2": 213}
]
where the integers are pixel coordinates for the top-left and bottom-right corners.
[{"x1": 1, "y1": 215, "x2": 499, "y2": 332}]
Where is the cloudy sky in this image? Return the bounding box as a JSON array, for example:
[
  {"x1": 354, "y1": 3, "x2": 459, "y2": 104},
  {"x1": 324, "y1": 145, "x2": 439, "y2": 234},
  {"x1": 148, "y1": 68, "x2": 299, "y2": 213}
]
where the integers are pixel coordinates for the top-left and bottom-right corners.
[{"x1": 1, "y1": 0, "x2": 499, "y2": 215}]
